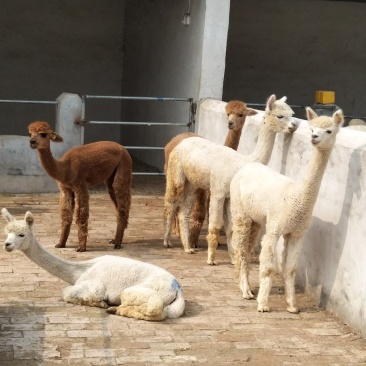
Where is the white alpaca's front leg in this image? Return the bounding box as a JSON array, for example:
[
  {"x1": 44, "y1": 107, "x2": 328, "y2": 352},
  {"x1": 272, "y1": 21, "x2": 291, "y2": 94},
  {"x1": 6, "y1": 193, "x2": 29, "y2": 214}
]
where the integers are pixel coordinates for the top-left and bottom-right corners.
[
  {"x1": 282, "y1": 234, "x2": 303, "y2": 314},
  {"x1": 63, "y1": 281, "x2": 108, "y2": 309},
  {"x1": 257, "y1": 233, "x2": 278, "y2": 312},
  {"x1": 206, "y1": 196, "x2": 224, "y2": 265}
]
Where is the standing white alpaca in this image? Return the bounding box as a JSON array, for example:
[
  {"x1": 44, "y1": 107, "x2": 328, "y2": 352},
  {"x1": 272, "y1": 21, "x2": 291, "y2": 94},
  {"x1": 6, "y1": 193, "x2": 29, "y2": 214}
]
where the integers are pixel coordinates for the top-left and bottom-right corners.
[
  {"x1": 164, "y1": 95, "x2": 296, "y2": 265},
  {"x1": 230, "y1": 108, "x2": 344, "y2": 313},
  {"x1": 164, "y1": 100, "x2": 257, "y2": 247},
  {"x1": 2, "y1": 208, "x2": 185, "y2": 321},
  {"x1": 28, "y1": 121, "x2": 132, "y2": 252}
]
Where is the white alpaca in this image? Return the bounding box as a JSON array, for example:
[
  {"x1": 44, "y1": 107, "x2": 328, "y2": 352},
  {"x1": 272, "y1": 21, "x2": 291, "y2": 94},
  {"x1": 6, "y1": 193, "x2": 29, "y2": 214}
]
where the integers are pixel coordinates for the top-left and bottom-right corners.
[
  {"x1": 164, "y1": 95, "x2": 296, "y2": 265},
  {"x1": 2, "y1": 208, "x2": 185, "y2": 321},
  {"x1": 230, "y1": 108, "x2": 344, "y2": 313}
]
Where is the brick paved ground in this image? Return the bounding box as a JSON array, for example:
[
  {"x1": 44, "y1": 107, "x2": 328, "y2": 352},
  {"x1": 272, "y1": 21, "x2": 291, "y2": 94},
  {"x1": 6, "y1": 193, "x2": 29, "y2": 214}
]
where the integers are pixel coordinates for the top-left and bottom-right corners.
[{"x1": 0, "y1": 176, "x2": 365, "y2": 365}]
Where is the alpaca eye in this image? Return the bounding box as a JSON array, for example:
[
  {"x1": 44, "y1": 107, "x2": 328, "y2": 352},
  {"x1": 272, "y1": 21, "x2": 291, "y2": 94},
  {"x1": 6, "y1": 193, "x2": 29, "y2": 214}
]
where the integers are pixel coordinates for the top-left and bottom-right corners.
[
  {"x1": 40, "y1": 133, "x2": 47, "y2": 138},
  {"x1": 277, "y1": 115, "x2": 283, "y2": 119},
  {"x1": 326, "y1": 130, "x2": 332, "y2": 134},
  {"x1": 18, "y1": 234, "x2": 25, "y2": 237},
  {"x1": 238, "y1": 114, "x2": 243, "y2": 117}
]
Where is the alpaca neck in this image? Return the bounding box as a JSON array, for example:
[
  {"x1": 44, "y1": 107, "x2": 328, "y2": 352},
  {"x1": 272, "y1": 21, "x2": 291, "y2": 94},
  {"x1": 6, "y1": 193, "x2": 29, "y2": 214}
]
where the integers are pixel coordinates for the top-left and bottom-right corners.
[
  {"x1": 297, "y1": 147, "x2": 332, "y2": 210},
  {"x1": 248, "y1": 120, "x2": 276, "y2": 164},
  {"x1": 224, "y1": 129, "x2": 242, "y2": 150},
  {"x1": 37, "y1": 148, "x2": 65, "y2": 182},
  {"x1": 23, "y1": 236, "x2": 89, "y2": 284}
]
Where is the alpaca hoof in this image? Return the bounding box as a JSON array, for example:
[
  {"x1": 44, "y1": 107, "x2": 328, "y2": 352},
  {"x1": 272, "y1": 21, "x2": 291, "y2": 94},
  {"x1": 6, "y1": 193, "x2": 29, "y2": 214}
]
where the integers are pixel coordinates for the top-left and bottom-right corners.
[
  {"x1": 164, "y1": 241, "x2": 172, "y2": 248},
  {"x1": 184, "y1": 248, "x2": 196, "y2": 254},
  {"x1": 207, "y1": 260, "x2": 217, "y2": 266},
  {"x1": 243, "y1": 292, "x2": 255, "y2": 300},
  {"x1": 257, "y1": 305, "x2": 270, "y2": 312},
  {"x1": 55, "y1": 243, "x2": 65, "y2": 248},
  {"x1": 106, "y1": 306, "x2": 117, "y2": 314},
  {"x1": 287, "y1": 306, "x2": 299, "y2": 314},
  {"x1": 113, "y1": 244, "x2": 122, "y2": 249},
  {"x1": 76, "y1": 247, "x2": 86, "y2": 252}
]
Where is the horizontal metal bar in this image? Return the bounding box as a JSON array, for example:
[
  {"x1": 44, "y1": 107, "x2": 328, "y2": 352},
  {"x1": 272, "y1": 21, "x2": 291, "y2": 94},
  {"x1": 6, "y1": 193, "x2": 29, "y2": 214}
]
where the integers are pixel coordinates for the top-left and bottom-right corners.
[
  {"x1": 85, "y1": 120, "x2": 188, "y2": 127},
  {"x1": 125, "y1": 146, "x2": 164, "y2": 150},
  {"x1": 83, "y1": 95, "x2": 191, "y2": 102},
  {"x1": 132, "y1": 172, "x2": 165, "y2": 176},
  {"x1": 0, "y1": 99, "x2": 57, "y2": 105},
  {"x1": 345, "y1": 115, "x2": 366, "y2": 120}
]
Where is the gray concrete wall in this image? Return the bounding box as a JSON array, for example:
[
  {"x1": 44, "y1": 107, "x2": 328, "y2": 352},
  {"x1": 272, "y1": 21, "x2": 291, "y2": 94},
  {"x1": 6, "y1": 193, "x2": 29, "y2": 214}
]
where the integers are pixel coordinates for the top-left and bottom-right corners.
[
  {"x1": 223, "y1": 0, "x2": 366, "y2": 120},
  {"x1": 198, "y1": 99, "x2": 366, "y2": 338},
  {"x1": 121, "y1": 0, "x2": 230, "y2": 171},
  {"x1": 0, "y1": 0, "x2": 126, "y2": 143},
  {"x1": 0, "y1": 94, "x2": 82, "y2": 193}
]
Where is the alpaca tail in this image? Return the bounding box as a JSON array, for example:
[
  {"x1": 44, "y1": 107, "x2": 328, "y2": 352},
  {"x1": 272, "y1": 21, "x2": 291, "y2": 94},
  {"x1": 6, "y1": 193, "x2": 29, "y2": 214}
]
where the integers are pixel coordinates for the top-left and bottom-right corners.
[{"x1": 164, "y1": 285, "x2": 185, "y2": 319}]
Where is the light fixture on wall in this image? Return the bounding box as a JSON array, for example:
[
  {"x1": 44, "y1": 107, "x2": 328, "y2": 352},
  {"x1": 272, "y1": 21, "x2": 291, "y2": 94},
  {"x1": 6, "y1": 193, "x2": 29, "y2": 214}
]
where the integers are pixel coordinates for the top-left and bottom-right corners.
[{"x1": 182, "y1": 0, "x2": 191, "y2": 25}]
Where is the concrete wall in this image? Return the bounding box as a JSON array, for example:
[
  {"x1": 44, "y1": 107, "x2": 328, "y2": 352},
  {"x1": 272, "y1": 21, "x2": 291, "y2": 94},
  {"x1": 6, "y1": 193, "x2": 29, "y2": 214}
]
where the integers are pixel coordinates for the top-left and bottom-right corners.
[
  {"x1": 0, "y1": 94, "x2": 82, "y2": 193},
  {"x1": 0, "y1": 0, "x2": 126, "y2": 143},
  {"x1": 223, "y1": 0, "x2": 366, "y2": 120},
  {"x1": 198, "y1": 99, "x2": 366, "y2": 337},
  {"x1": 121, "y1": 0, "x2": 230, "y2": 171}
]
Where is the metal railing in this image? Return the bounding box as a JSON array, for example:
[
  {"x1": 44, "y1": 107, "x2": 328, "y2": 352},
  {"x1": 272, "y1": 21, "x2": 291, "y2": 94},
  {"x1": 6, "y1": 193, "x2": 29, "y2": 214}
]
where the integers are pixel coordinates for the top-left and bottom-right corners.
[{"x1": 79, "y1": 95, "x2": 196, "y2": 176}]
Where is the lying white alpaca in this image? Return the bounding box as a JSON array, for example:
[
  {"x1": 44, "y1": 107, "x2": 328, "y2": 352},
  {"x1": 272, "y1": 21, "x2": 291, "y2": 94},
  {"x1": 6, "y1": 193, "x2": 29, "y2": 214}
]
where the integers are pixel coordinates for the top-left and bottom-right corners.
[
  {"x1": 2, "y1": 208, "x2": 185, "y2": 321},
  {"x1": 164, "y1": 95, "x2": 296, "y2": 265},
  {"x1": 230, "y1": 108, "x2": 344, "y2": 313}
]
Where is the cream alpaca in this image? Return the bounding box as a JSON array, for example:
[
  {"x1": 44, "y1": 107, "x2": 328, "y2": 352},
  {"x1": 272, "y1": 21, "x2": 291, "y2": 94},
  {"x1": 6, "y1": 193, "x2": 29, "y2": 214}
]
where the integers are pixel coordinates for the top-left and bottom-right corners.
[
  {"x1": 164, "y1": 95, "x2": 296, "y2": 265},
  {"x1": 2, "y1": 208, "x2": 185, "y2": 321},
  {"x1": 28, "y1": 121, "x2": 132, "y2": 252},
  {"x1": 164, "y1": 100, "x2": 257, "y2": 247},
  {"x1": 230, "y1": 108, "x2": 343, "y2": 313}
]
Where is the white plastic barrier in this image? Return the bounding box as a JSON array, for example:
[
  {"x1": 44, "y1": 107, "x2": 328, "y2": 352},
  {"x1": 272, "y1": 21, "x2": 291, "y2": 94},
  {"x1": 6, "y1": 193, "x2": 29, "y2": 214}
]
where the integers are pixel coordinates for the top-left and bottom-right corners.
[{"x1": 198, "y1": 98, "x2": 366, "y2": 337}]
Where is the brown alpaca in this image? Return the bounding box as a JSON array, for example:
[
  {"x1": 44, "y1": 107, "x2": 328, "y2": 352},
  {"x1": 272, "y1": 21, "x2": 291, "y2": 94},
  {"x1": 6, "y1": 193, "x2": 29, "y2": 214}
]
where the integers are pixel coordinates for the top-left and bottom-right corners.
[
  {"x1": 28, "y1": 121, "x2": 132, "y2": 252},
  {"x1": 164, "y1": 101, "x2": 257, "y2": 249}
]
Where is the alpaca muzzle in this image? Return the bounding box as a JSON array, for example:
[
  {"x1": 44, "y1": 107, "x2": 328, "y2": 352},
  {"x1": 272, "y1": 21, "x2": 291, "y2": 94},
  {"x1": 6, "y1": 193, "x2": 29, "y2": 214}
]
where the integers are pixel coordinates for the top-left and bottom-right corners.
[
  {"x1": 29, "y1": 138, "x2": 37, "y2": 148},
  {"x1": 4, "y1": 242, "x2": 13, "y2": 252}
]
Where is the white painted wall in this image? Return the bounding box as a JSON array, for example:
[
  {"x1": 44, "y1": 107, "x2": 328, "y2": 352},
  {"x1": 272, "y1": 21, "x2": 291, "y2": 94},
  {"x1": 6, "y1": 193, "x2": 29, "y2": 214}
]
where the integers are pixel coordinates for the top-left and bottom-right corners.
[{"x1": 198, "y1": 99, "x2": 366, "y2": 338}]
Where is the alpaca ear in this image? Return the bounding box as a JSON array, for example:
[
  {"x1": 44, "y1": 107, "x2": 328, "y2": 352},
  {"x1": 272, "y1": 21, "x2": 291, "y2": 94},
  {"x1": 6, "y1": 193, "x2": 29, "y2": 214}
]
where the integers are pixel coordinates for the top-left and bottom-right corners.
[
  {"x1": 333, "y1": 109, "x2": 344, "y2": 126},
  {"x1": 279, "y1": 96, "x2": 287, "y2": 102},
  {"x1": 306, "y1": 107, "x2": 318, "y2": 121},
  {"x1": 246, "y1": 108, "x2": 258, "y2": 116},
  {"x1": 25, "y1": 212, "x2": 34, "y2": 227},
  {"x1": 51, "y1": 132, "x2": 63, "y2": 143},
  {"x1": 1, "y1": 208, "x2": 15, "y2": 223},
  {"x1": 265, "y1": 94, "x2": 276, "y2": 112}
]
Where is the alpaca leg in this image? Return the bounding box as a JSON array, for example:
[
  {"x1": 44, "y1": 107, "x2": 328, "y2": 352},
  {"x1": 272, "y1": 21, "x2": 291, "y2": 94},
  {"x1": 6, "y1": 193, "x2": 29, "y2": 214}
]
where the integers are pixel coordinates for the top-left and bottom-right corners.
[
  {"x1": 177, "y1": 184, "x2": 196, "y2": 253},
  {"x1": 231, "y1": 216, "x2": 255, "y2": 299},
  {"x1": 109, "y1": 163, "x2": 132, "y2": 249},
  {"x1": 282, "y1": 233, "x2": 303, "y2": 313},
  {"x1": 63, "y1": 281, "x2": 108, "y2": 308},
  {"x1": 107, "y1": 286, "x2": 165, "y2": 321},
  {"x1": 56, "y1": 186, "x2": 74, "y2": 248},
  {"x1": 75, "y1": 188, "x2": 89, "y2": 252},
  {"x1": 223, "y1": 198, "x2": 234, "y2": 263},
  {"x1": 257, "y1": 233, "x2": 279, "y2": 312},
  {"x1": 163, "y1": 162, "x2": 185, "y2": 249},
  {"x1": 189, "y1": 188, "x2": 207, "y2": 248},
  {"x1": 206, "y1": 196, "x2": 225, "y2": 265}
]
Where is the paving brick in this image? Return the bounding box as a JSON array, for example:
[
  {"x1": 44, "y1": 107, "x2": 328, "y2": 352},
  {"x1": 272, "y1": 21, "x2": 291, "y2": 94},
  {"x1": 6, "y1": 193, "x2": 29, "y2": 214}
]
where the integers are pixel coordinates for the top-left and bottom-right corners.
[{"x1": 0, "y1": 176, "x2": 365, "y2": 365}]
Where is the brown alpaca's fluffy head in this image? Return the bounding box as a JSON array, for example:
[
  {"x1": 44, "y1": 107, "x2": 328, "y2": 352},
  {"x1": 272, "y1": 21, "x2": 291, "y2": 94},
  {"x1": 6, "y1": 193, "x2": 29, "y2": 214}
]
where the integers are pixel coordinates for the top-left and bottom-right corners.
[
  {"x1": 28, "y1": 121, "x2": 63, "y2": 150},
  {"x1": 225, "y1": 100, "x2": 257, "y2": 131}
]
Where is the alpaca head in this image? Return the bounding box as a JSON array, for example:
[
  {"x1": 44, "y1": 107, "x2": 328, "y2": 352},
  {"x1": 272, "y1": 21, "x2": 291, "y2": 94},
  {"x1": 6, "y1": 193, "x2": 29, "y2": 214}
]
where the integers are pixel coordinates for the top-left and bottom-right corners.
[
  {"x1": 306, "y1": 107, "x2": 344, "y2": 150},
  {"x1": 28, "y1": 121, "x2": 63, "y2": 150},
  {"x1": 2, "y1": 209, "x2": 34, "y2": 252},
  {"x1": 225, "y1": 100, "x2": 257, "y2": 131},
  {"x1": 265, "y1": 94, "x2": 296, "y2": 133}
]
